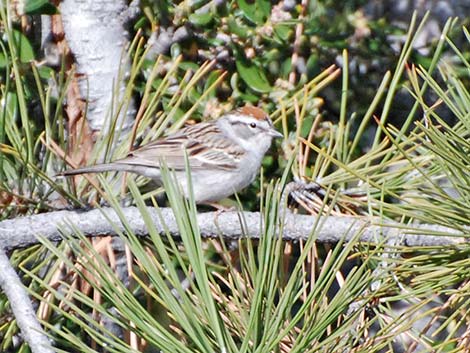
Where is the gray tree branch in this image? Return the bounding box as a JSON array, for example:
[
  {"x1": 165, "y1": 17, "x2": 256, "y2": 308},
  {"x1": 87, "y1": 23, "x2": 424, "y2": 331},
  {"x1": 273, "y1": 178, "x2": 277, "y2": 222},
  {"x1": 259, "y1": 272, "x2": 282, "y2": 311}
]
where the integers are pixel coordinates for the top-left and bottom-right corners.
[
  {"x1": 0, "y1": 207, "x2": 465, "y2": 252},
  {"x1": 0, "y1": 249, "x2": 54, "y2": 353}
]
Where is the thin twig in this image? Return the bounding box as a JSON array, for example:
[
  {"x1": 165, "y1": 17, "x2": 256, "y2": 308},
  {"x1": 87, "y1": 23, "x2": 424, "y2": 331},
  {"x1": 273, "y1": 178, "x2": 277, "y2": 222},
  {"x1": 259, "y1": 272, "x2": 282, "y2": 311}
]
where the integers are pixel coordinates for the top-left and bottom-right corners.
[{"x1": 288, "y1": 0, "x2": 308, "y2": 84}]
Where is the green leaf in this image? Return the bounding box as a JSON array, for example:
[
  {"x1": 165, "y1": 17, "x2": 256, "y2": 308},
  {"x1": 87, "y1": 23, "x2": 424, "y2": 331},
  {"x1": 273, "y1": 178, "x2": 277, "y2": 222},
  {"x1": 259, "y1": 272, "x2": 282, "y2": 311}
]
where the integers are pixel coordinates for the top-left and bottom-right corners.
[
  {"x1": 151, "y1": 78, "x2": 164, "y2": 90},
  {"x1": 237, "y1": 0, "x2": 271, "y2": 24},
  {"x1": 179, "y1": 61, "x2": 200, "y2": 72},
  {"x1": 306, "y1": 54, "x2": 320, "y2": 77},
  {"x1": 134, "y1": 16, "x2": 148, "y2": 30},
  {"x1": 24, "y1": 0, "x2": 59, "y2": 15},
  {"x1": 273, "y1": 24, "x2": 292, "y2": 41},
  {"x1": 227, "y1": 17, "x2": 250, "y2": 38},
  {"x1": 0, "y1": 30, "x2": 34, "y2": 67},
  {"x1": 239, "y1": 90, "x2": 259, "y2": 102},
  {"x1": 37, "y1": 65, "x2": 54, "y2": 80},
  {"x1": 265, "y1": 49, "x2": 280, "y2": 61},
  {"x1": 280, "y1": 57, "x2": 292, "y2": 77},
  {"x1": 0, "y1": 52, "x2": 8, "y2": 69},
  {"x1": 11, "y1": 30, "x2": 35, "y2": 63},
  {"x1": 236, "y1": 59, "x2": 272, "y2": 93},
  {"x1": 189, "y1": 12, "x2": 213, "y2": 27},
  {"x1": 187, "y1": 86, "x2": 202, "y2": 103}
]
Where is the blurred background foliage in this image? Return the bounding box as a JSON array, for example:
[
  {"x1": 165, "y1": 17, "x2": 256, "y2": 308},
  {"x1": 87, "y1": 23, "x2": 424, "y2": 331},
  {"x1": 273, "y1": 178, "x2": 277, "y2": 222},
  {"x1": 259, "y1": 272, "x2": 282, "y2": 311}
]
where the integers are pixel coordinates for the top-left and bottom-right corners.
[
  {"x1": 136, "y1": 0, "x2": 470, "y2": 122},
  {"x1": 2, "y1": 1, "x2": 470, "y2": 352}
]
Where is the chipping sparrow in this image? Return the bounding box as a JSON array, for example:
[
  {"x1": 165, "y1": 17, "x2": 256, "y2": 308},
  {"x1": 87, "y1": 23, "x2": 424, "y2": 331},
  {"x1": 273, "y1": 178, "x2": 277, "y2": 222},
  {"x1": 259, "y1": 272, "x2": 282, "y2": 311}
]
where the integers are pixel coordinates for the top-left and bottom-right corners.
[{"x1": 61, "y1": 105, "x2": 282, "y2": 203}]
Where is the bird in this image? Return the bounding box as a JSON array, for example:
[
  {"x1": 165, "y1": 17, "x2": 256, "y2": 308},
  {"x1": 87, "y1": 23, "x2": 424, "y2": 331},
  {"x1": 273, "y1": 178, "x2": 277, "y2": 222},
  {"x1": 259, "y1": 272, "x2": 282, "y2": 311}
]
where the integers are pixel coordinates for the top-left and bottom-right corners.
[{"x1": 60, "y1": 105, "x2": 283, "y2": 204}]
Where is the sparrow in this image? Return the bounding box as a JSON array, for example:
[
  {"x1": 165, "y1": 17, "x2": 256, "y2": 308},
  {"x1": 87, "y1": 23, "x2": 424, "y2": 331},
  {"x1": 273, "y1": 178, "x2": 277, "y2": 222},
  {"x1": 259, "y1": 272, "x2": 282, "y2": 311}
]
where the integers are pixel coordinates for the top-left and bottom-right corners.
[{"x1": 61, "y1": 105, "x2": 282, "y2": 203}]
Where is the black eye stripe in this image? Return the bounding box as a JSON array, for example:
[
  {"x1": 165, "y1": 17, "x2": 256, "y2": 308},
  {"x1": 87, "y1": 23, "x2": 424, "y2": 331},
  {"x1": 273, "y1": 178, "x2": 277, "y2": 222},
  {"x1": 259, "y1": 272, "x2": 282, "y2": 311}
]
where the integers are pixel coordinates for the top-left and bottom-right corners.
[{"x1": 232, "y1": 121, "x2": 259, "y2": 127}]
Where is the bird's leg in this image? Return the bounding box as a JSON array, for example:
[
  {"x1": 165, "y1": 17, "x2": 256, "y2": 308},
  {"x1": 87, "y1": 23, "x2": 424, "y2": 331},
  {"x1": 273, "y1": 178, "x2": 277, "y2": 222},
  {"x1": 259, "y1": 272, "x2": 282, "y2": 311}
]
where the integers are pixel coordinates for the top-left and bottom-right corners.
[
  {"x1": 205, "y1": 202, "x2": 238, "y2": 212},
  {"x1": 281, "y1": 179, "x2": 326, "y2": 214}
]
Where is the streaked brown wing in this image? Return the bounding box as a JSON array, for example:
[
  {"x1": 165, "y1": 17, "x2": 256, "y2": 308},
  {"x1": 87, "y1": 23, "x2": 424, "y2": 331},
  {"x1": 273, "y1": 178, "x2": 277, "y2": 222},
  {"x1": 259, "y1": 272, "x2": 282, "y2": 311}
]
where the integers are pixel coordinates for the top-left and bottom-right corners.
[{"x1": 116, "y1": 122, "x2": 245, "y2": 171}]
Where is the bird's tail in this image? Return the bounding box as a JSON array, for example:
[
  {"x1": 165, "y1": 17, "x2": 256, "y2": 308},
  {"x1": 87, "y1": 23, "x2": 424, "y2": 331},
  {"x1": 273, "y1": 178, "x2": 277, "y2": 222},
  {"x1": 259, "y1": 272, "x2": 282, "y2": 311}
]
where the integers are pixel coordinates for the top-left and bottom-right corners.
[{"x1": 58, "y1": 162, "x2": 131, "y2": 177}]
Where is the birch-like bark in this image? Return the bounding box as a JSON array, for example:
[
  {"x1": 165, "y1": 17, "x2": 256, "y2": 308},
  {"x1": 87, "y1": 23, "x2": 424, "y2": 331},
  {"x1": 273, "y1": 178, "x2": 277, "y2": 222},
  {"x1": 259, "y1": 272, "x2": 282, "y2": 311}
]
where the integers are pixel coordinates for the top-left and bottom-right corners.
[{"x1": 60, "y1": 0, "x2": 136, "y2": 133}]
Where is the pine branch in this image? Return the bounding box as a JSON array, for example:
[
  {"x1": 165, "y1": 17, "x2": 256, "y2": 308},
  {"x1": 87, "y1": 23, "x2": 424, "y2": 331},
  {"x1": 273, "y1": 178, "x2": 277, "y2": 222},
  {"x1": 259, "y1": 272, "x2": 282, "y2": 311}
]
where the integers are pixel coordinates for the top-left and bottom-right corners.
[
  {"x1": 0, "y1": 207, "x2": 465, "y2": 252},
  {"x1": 0, "y1": 206, "x2": 466, "y2": 352}
]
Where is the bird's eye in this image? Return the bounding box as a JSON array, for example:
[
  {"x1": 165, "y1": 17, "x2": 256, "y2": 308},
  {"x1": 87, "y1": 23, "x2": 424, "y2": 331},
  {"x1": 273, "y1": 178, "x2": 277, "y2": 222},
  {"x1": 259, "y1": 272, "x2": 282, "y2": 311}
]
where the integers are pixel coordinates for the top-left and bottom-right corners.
[{"x1": 249, "y1": 122, "x2": 257, "y2": 128}]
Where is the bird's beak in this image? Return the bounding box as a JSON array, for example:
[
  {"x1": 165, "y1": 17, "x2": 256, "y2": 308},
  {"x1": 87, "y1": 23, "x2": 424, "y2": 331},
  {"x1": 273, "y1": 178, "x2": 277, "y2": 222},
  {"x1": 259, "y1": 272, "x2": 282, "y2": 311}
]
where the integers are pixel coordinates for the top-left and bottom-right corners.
[{"x1": 269, "y1": 128, "x2": 283, "y2": 138}]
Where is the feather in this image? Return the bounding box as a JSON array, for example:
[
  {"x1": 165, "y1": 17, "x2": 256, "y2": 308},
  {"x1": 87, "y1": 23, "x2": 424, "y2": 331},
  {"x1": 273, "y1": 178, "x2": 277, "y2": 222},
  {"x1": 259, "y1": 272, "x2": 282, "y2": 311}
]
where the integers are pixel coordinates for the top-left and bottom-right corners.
[{"x1": 113, "y1": 121, "x2": 245, "y2": 171}]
